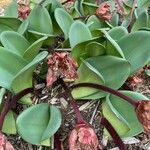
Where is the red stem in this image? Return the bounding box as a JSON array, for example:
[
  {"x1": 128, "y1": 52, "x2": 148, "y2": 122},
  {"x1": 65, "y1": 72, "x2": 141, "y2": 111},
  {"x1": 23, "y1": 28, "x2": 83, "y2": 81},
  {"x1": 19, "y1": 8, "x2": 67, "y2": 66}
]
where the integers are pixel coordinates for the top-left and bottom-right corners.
[
  {"x1": 71, "y1": 83, "x2": 138, "y2": 107},
  {"x1": 58, "y1": 78, "x2": 86, "y2": 124},
  {"x1": 101, "y1": 117, "x2": 127, "y2": 150},
  {"x1": 0, "y1": 88, "x2": 33, "y2": 130}
]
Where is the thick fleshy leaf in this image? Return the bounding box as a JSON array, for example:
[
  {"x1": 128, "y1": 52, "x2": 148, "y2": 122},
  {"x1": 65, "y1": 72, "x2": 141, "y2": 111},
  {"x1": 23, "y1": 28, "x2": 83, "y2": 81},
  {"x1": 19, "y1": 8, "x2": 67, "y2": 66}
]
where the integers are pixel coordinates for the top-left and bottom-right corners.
[
  {"x1": 72, "y1": 56, "x2": 130, "y2": 99},
  {"x1": 117, "y1": 31, "x2": 150, "y2": 74},
  {"x1": 55, "y1": 8, "x2": 74, "y2": 39},
  {"x1": 71, "y1": 37, "x2": 102, "y2": 64},
  {"x1": 85, "y1": 42, "x2": 106, "y2": 57},
  {"x1": 0, "y1": 24, "x2": 13, "y2": 35},
  {"x1": 102, "y1": 30, "x2": 125, "y2": 58},
  {"x1": 23, "y1": 36, "x2": 47, "y2": 61},
  {"x1": 0, "y1": 17, "x2": 21, "y2": 31},
  {"x1": 16, "y1": 103, "x2": 62, "y2": 145},
  {"x1": 17, "y1": 19, "x2": 29, "y2": 35},
  {"x1": 2, "y1": 111, "x2": 16, "y2": 134},
  {"x1": 103, "y1": 91, "x2": 149, "y2": 137},
  {"x1": 102, "y1": 100, "x2": 130, "y2": 137},
  {"x1": 132, "y1": 9, "x2": 149, "y2": 32},
  {"x1": 11, "y1": 51, "x2": 48, "y2": 93},
  {"x1": 86, "y1": 15, "x2": 108, "y2": 36},
  {"x1": 69, "y1": 21, "x2": 92, "y2": 48},
  {"x1": 0, "y1": 31, "x2": 30, "y2": 56},
  {"x1": 108, "y1": 26, "x2": 128, "y2": 41},
  {"x1": 0, "y1": 47, "x2": 27, "y2": 90},
  {"x1": 28, "y1": 5, "x2": 53, "y2": 35},
  {"x1": 4, "y1": 1, "x2": 18, "y2": 18}
]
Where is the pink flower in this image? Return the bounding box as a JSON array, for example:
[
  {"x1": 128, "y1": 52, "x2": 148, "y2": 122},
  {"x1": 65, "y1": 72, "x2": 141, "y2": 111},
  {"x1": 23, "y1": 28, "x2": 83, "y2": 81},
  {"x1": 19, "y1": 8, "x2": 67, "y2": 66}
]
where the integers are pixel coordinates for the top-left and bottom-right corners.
[
  {"x1": 135, "y1": 100, "x2": 150, "y2": 134},
  {"x1": 18, "y1": 4, "x2": 30, "y2": 20},
  {"x1": 96, "y1": 3, "x2": 112, "y2": 21},
  {"x1": 46, "y1": 52, "x2": 78, "y2": 86},
  {"x1": 0, "y1": 133, "x2": 15, "y2": 150},
  {"x1": 69, "y1": 124, "x2": 102, "y2": 150}
]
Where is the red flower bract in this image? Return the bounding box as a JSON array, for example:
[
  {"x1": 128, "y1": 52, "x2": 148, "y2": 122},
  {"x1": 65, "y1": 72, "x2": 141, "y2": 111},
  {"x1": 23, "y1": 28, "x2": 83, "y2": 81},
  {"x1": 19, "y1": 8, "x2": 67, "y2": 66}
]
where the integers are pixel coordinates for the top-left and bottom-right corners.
[
  {"x1": 96, "y1": 3, "x2": 112, "y2": 21},
  {"x1": 46, "y1": 52, "x2": 78, "y2": 86},
  {"x1": 18, "y1": 4, "x2": 30, "y2": 20},
  {"x1": 69, "y1": 124, "x2": 102, "y2": 150},
  {"x1": 135, "y1": 100, "x2": 150, "y2": 134}
]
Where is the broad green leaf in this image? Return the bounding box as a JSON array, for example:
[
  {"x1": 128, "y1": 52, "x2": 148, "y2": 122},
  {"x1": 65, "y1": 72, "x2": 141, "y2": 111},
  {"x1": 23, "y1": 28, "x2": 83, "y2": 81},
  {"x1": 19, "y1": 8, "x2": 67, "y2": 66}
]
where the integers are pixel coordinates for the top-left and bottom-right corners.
[
  {"x1": 0, "y1": 17, "x2": 21, "y2": 31},
  {"x1": 17, "y1": 19, "x2": 29, "y2": 35},
  {"x1": 102, "y1": 30, "x2": 125, "y2": 58},
  {"x1": 72, "y1": 60, "x2": 105, "y2": 99},
  {"x1": 2, "y1": 111, "x2": 16, "y2": 134},
  {"x1": 4, "y1": 1, "x2": 18, "y2": 18},
  {"x1": 28, "y1": 5, "x2": 53, "y2": 35},
  {"x1": 108, "y1": 26, "x2": 128, "y2": 41},
  {"x1": 85, "y1": 42, "x2": 106, "y2": 57},
  {"x1": 71, "y1": 37, "x2": 101, "y2": 64},
  {"x1": 17, "y1": 103, "x2": 61, "y2": 145},
  {"x1": 11, "y1": 51, "x2": 48, "y2": 94},
  {"x1": 102, "y1": 100, "x2": 130, "y2": 137},
  {"x1": 109, "y1": 13, "x2": 119, "y2": 27},
  {"x1": 86, "y1": 15, "x2": 108, "y2": 33},
  {"x1": 23, "y1": 36, "x2": 47, "y2": 61},
  {"x1": 132, "y1": 9, "x2": 149, "y2": 32},
  {"x1": 69, "y1": 21, "x2": 92, "y2": 48},
  {"x1": 0, "y1": 24, "x2": 13, "y2": 35},
  {"x1": 55, "y1": 8, "x2": 74, "y2": 39},
  {"x1": 0, "y1": 48, "x2": 27, "y2": 90},
  {"x1": 118, "y1": 31, "x2": 150, "y2": 74},
  {"x1": 72, "y1": 56, "x2": 130, "y2": 99},
  {"x1": 104, "y1": 91, "x2": 149, "y2": 137},
  {"x1": 82, "y1": 2, "x2": 98, "y2": 15},
  {"x1": 0, "y1": 31, "x2": 30, "y2": 56}
]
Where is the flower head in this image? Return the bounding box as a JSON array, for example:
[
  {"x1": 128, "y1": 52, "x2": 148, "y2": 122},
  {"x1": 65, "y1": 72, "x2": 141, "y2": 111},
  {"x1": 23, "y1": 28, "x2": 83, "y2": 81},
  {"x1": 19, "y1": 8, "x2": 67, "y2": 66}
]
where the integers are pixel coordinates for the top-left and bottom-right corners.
[
  {"x1": 46, "y1": 52, "x2": 78, "y2": 86},
  {"x1": 135, "y1": 100, "x2": 150, "y2": 134},
  {"x1": 0, "y1": 133, "x2": 15, "y2": 150},
  {"x1": 69, "y1": 123, "x2": 102, "y2": 150},
  {"x1": 18, "y1": 4, "x2": 30, "y2": 20},
  {"x1": 96, "y1": 3, "x2": 112, "y2": 21}
]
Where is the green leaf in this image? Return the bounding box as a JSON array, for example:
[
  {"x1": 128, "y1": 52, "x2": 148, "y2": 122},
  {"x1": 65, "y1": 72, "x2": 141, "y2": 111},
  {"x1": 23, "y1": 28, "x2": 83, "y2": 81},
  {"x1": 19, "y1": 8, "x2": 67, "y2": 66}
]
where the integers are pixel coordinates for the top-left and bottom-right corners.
[
  {"x1": 0, "y1": 31, "x2": 30, "y2": 56},
  {"x1": 0, "y1": 48, "x2": 27, "y2": 90},
  {"x1": 72, "y1": 56, "x2": 130, "y2": 99},
  {"x1": 108, "y1": 26, "x2": 128, "y2": 41},
  {"x1": 17, "y1": 103, "x2": 62, "y2": 145},
  {"x1": 55, "y1": 8, "x2": 74, "y2": 39},
  {"x1": 2, "y1": 111, "x2": 16, "y2": 134},
  {"x1": 102, "y1": 30, "x2": 125, "y2": 58},
  {"x1": 102, "y1": 100, "x2": 130, "y2": 137},
  {"x1": 17, "y1": 20, "x2": 29, "y2": 35},
  {"x1": 118, "y1": 31, "x2": 150, "y2": 74},
  {"x1": 28, "y1": 5, "x2": 53, "y2": 35},
  {"x1": 0, "y1": 17, "x2": 21, "y2": 31},
  {"x1": 23, "y1": 36, "x2": 47, "y2": 61},
  {"x1": 85, "y1": 42, "x2": 106, "y2": 57},
  {"x1": 0, "y1": 24, "x2": 13, "y2": 35},
  {"x1": 11, "y1": 51, "x2": 48, "y2": 94},
  {"x1": 132, "y1": 9, "x2": 149, "y2": 32},
  {"x1": 69, "y1": 21, "x2": 92, "y2": 48},
  {"x1": 104, "y1": 91, "x2": 149, "y2": 137},
  {"x1": 4, "y1": 1, "x2": 18, "y2": 18}
]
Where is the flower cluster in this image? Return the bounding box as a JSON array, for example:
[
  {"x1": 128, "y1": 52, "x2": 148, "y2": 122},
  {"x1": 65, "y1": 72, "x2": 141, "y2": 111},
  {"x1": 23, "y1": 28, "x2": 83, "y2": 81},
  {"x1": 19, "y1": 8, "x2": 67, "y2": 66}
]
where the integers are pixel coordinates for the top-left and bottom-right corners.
[
  {"x1": 18, "y1": 4, "x2": 30, "y2": 20},
  {"x1": 96, "y1": 3, "x2": 112, "y2": 21},
  {"x1": 46, "y1": 52, "x2": 78, "y2": 86},
  {"x1": 135, "y1": 100, "x2": 150, "y2": 134},
  {"x1": 69, "y1": 123, "x2": 102, "y2": 150},
  {"x1": 0, "y1": 133, "x2": 15, "y2": 150}
]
